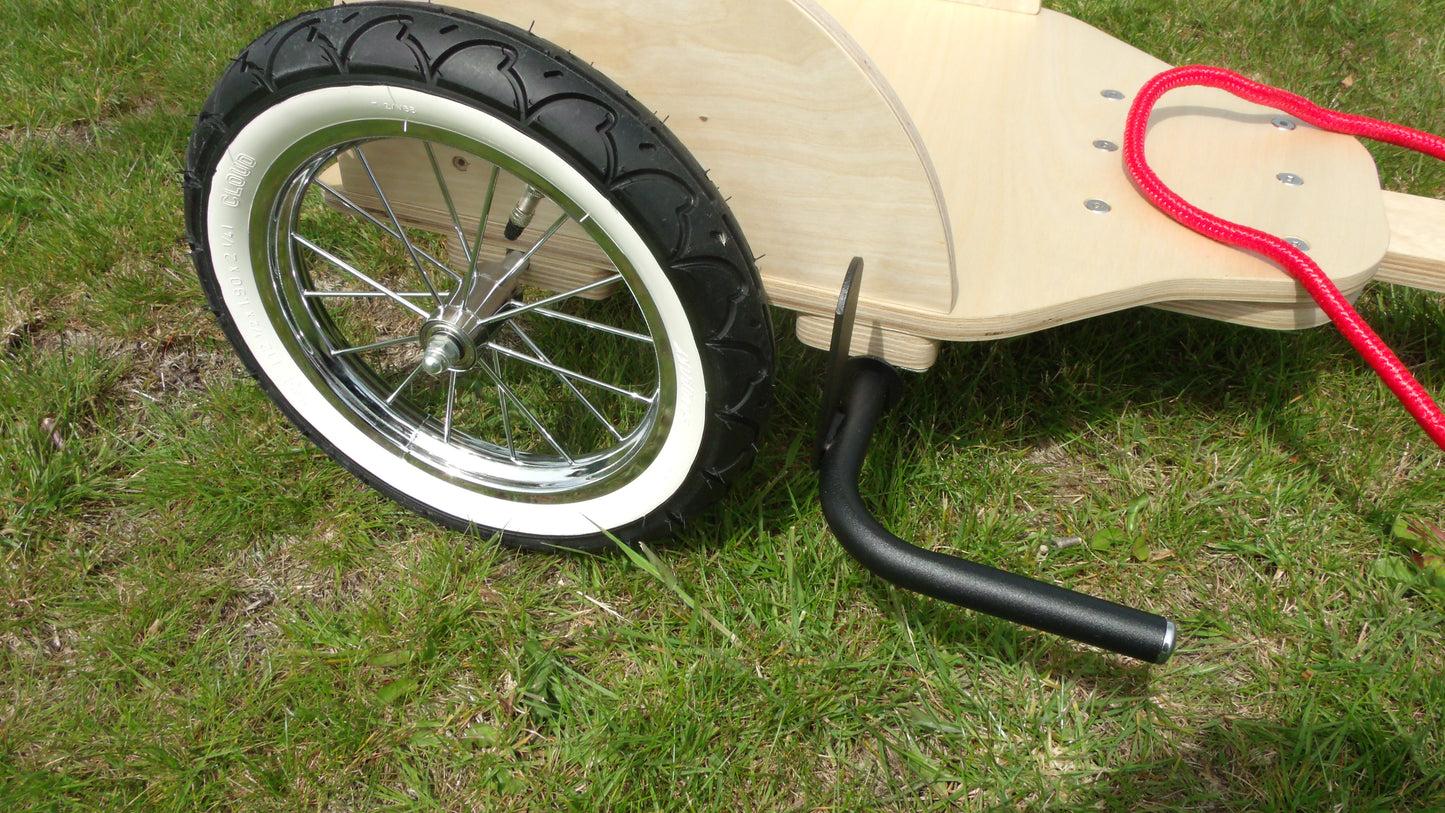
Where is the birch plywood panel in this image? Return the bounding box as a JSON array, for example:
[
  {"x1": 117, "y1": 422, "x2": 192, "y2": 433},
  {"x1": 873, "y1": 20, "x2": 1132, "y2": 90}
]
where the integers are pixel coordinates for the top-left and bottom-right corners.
[
  {"x1": 813, "y1": 0, "x2": 1392, "y2": 339},
  {"x1": 337, "y1": 0, "x2": 1422, "y2": 363},
  {"x1": 1378, "y1": 191, "x2": 1445, "y2": 293},
  {"x1": 943, "y1": 0, "x2": 1039, "y2": 12},
  {"x1": 346, "y1": 0, "x2": 955, "y2": 318},
  {"x1": 1160, "y1": 192, "x2": 1445, "y2": 328}
]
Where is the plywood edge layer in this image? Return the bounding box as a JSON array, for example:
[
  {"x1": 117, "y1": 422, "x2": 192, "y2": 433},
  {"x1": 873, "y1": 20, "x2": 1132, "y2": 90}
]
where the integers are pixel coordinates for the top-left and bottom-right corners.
[
  {"x1": 1151, "y1": 300, "x2": 1335, "y2": 331},
  {"x1": 1378, "y1": 190, "x2": 1445, "y2": 293},
  {"x1": 766, "y1": 268, "x2": 1373, "y2": 343},
  {"x1": 795, "y1": 314, "x2": 942, "y2": 371}
]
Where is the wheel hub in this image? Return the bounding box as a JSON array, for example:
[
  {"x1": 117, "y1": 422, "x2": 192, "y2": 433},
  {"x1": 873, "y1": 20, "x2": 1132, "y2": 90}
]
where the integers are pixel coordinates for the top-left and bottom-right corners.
[{"x1": 418, "y1": 254, "x2": 527, "y2": 375}]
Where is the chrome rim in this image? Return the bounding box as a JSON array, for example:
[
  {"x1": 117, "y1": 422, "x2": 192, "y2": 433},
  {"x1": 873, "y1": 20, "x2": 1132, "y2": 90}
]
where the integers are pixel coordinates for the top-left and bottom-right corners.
[{"x1": 249, "y1": 122, "x2": 675, "y2": 501}]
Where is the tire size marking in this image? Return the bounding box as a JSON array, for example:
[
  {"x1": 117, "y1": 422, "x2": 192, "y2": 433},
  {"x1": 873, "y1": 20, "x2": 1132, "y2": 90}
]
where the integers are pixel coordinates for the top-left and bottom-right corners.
[
  {"x1": 225, "y1": 275, "x2": 266, "y2": 350},
  {"x1": 218, "y1": 228, "x2": 273, "y2": 364},
  {"x1": 371, "y1": 99, "x2": 417, "y2": 115},
  {"x1": 673, "y1": 338, "x2": 697, "y2": 406}
]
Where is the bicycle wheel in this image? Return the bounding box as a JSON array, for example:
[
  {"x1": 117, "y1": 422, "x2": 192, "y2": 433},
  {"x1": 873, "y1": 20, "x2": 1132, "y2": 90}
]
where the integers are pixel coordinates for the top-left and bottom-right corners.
[{"x1": 183, "y1": 2, "x2": 773, "y2": 549}]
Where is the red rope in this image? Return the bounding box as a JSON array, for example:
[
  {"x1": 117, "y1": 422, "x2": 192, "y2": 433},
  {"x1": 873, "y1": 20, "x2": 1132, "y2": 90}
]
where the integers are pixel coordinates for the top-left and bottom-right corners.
[{"x1": 1122, "y1": 65, "x2": 1445, "y2": 451}]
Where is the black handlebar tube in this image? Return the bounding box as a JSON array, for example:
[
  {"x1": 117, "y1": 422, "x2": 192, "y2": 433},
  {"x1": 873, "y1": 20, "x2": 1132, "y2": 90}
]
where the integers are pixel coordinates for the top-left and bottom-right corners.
[{"x1": 817, "y1": 357, "x2": 1177, "y2": 664}]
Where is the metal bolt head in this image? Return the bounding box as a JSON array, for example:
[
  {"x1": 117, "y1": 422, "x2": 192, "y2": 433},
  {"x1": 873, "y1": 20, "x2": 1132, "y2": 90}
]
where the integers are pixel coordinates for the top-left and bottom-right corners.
[
  {"x1": 1285, "y1": 237, "x2": 1310, "y2": 252},
  {"x1": 1272, "y1": 117, "x2": 1297, "y2": 131},
  {"x1": 1085, "y1": 199, "x2": 1112, "y2": 213},
  {"x1": 1101, "y1": 89, "x2": 1126, "y2": 100},
  {"x1": 1277, "y1": 172, "x2": 1304, "y2": 186},
  {"x1": 421, "y1": 334, "x2": 461, "y2": 376},
  {"x1": 1093, "y1": 139, "x2": 1120, "y2": 152}
]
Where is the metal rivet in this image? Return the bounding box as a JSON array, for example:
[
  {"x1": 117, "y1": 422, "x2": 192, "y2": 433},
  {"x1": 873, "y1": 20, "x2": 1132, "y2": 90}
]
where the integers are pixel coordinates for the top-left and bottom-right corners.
[
  {"x1": 1085, "y1": 199, "x2": 1112, "y2": 213},
  {"x1": 1101, "y1": 89, "x2": 1126, "y2": 100},
  {"x1": 1093, "y1": 139, "x2": 1120, "y2": 152},
  {"x1": 1286, "y1": 237, "x2": 1310, "y2": 251},
  {"x1": 1277, "y1": 172, "x2": 1304, "y2": 186},
  {"x1": 1272, "y1": 117, "x2": 1297, "y2": 131}
]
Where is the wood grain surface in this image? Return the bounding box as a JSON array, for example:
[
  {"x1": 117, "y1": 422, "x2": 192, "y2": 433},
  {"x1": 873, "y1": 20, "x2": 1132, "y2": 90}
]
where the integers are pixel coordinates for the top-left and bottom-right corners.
[{"x1": 337, "y1": 0, "x2": 1443, "y2": 366}]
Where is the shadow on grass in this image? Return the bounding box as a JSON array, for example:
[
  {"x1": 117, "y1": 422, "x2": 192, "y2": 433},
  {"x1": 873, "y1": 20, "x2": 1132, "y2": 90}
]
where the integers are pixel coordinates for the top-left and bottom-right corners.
[
  {"x1": 1086, "y1": 709, "x2": 1445, "y2": 810},
  {"x1": 715, "y1": 297, "x2": 1445, "y2": 655},
  {"x1": 746, "y1": 301, "x2": 1445, "y2": 807},
  {"x1": 750, "y1": 292, "x2": 1445, "y2": 536}
]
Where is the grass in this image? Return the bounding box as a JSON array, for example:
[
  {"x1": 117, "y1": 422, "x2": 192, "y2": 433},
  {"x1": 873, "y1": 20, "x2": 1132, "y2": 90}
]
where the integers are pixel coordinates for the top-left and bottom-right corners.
[{"x1": 3, "y1": 0, "x2": 1445, "y2": 809}]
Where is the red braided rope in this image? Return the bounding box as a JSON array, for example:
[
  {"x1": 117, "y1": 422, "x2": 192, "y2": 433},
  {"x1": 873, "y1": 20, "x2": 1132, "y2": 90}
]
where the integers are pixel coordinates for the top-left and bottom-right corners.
[{"x1": 1122, "y1": 65, "x2": 1445, "y2": 451}]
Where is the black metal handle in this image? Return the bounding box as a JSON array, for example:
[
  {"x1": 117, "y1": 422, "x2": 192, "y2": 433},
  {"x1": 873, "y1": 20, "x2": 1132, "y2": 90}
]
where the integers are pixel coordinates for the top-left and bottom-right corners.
[{"x1": 817, "y1": 358, "x2": 1177, "y2": 664}]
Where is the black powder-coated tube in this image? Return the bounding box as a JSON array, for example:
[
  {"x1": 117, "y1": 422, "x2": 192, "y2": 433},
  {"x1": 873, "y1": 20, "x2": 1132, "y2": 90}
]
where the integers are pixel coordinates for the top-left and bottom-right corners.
[{"x1": 817, "y1": 359, "x2": 1176, "y2": 664}]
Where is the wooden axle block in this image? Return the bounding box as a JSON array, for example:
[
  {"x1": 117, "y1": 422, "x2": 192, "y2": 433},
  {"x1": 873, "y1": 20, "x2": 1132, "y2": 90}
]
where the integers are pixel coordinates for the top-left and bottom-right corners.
[
  {"x1": 327, "y1": 140, "x2": 621, "y2": 300},
  {"x1": 795, "y1": 314, "x2": 941, "y2": 371}
]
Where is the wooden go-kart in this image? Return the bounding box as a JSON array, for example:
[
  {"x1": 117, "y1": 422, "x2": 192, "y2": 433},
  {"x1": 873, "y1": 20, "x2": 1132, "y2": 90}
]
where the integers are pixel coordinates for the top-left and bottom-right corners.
[{"x1": 183, "y1": 0, "x2": 1445, "y2": 663}]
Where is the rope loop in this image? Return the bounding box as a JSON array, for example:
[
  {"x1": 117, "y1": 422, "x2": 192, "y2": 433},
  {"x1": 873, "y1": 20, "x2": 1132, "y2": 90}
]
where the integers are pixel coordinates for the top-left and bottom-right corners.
[{"x1": 1123, "y1": 65, "x2": 1445, "y2": 451}]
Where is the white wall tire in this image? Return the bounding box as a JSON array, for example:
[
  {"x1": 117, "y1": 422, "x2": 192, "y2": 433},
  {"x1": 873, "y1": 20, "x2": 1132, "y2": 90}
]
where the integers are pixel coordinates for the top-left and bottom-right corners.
[{"x1": 184, "y1": 3, "x2": 773, "y2": 549}]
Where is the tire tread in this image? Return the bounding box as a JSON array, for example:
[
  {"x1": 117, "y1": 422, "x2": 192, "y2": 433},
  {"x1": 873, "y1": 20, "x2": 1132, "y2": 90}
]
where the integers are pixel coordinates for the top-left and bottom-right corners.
[{"x1": 184, "y1": 1, "x2": 773, "y2": 550}]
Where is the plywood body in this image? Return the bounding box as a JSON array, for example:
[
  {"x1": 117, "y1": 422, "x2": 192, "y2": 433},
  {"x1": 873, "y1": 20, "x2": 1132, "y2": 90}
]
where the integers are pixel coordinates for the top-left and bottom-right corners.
[
  {"x1": 812, "y1": 0, "x2": 1390, "y2": 336},
  {"x1": 947, "y1": 0, "x2": 1039, "y2": 12},
  {"x1": 340, "y1": 0, "x2": 1444, "y2": 368},
  {"x1": 398, "y1": 0, "x2": 956, "y2": 322}
]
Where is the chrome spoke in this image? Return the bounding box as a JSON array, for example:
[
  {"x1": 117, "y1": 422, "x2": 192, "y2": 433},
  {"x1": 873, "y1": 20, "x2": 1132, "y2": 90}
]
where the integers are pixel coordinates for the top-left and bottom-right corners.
[
  {"x1": 492, "y1": 347, "x2": 516, "y2": 460},
  {"x1": 467, "y1": 166, "x2": 502, "y2": 280},
  {"x1": 330, "y1": 334, "x2": 420, "y2": 358},
  {"x1": 292, "y1": 233, "x2": 431, "y2": 318},
  {"x1": 352, "y1": 144, "x2": 442, "y2": 306},
  {"x1": 484, "y1": 341, "x2": 652, "y2": 405},
  {"x1": 386, "y1": 362, "x2": 425, "y2": 405},
  {"x1": 314, "y1": 177, "x2": 462, "y2": 283},
  {"x1": 475, "y1": 357, "x2": 572, "y2": 463},
  {"x1": 442, "y1": 369, "x2": 458, "y2": 443},
  {"x1": 510, "y1": 212, "x2": 572, "y2": 269},
  {"x1": 304, "y1": 290, "x2": 441, "y2": 300},
  {"x1": 506, "y1": 322, "x2": 624, "y2": 441},
  {"x1": 475, "y1": 212, "x2": 573, "y2": 310},
  {"x1": 530, "y1": 306, "x2": 653, "y2": 344},
  {"x1": 425, "y1": 142, "x2": 472, "y2": 268},
  {"x1": 471, "y1": 275, "x2": 623, "y2": 332}
]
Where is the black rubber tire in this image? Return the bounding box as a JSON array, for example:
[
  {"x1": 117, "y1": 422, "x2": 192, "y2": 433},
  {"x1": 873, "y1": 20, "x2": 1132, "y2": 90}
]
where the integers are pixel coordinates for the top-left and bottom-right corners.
[{"x1": 182, "y1": 2, "x2": 773, "y2": 550}]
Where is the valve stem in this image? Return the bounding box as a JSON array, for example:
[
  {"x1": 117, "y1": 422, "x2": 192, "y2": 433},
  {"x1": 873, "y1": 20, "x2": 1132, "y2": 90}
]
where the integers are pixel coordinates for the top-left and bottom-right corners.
[{"x1": 504, "y1": 185, "x2": 545, "y2": 240}]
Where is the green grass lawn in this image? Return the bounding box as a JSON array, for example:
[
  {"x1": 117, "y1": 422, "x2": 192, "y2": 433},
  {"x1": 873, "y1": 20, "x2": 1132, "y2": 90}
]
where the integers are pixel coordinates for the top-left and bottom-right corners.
[{"x1": 3, "y1": 0, "x2": 1444, "y2": 809}]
